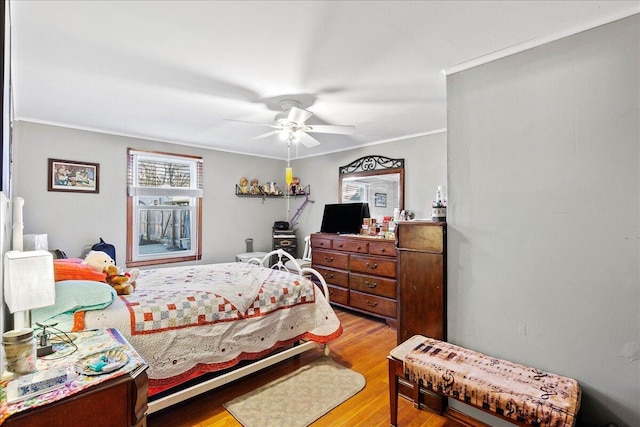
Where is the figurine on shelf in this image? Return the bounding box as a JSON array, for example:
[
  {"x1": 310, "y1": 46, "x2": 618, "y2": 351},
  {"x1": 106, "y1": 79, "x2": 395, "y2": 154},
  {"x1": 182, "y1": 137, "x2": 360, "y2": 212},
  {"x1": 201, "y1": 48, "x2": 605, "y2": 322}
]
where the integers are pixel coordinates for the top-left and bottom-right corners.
[
  {"x1": 290, "y1": 176, "x2": 301, "y2": 195},
  {"x1": 262, "y1": 182, "x2": 271, "y2": 194},
  {"x1": 239, "y1": 177, "x2": 249, "y2": 194},
  {"x1": 249, "y1": 178, "x2": 261, "y2": 195},
  {"x1": 263, "y1": 181, "x2": 282, "y2": 195}
]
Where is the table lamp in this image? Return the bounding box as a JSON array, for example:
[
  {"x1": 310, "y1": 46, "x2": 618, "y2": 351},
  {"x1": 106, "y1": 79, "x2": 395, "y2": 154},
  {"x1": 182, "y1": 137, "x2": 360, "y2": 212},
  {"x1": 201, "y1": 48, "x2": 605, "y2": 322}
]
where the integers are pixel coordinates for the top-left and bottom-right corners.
[{"x1": 3, "y1": 250, "x2": 56, "y2": 355}]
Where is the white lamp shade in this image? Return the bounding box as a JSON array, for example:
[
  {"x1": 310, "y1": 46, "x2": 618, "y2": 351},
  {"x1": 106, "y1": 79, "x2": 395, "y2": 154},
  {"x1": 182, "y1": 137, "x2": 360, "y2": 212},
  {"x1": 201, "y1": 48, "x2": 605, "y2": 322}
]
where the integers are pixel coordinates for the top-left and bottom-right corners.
[{"x1": 3, "y1": 250, "x2": 55, "y2": 314}]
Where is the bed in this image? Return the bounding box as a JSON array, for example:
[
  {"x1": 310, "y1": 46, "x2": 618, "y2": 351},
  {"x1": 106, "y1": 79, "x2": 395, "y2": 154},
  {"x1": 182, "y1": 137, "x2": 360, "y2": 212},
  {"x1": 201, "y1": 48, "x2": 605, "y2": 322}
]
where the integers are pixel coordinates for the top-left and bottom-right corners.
[{"x1": 33, "y1": 250, "x2": 342, "y2": 413}]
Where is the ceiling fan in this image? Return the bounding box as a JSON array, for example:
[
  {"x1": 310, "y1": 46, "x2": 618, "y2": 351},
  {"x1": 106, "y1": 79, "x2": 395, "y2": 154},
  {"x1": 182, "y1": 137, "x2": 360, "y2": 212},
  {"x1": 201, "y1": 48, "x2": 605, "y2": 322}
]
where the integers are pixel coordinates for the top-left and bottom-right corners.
[{"x1": 230, "y1": 99, "x2": 355, "y2": 148}]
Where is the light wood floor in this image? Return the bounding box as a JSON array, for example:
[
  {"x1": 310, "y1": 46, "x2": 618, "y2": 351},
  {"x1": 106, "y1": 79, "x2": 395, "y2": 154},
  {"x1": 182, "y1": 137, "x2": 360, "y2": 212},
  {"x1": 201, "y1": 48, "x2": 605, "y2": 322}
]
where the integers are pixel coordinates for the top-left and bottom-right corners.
[{"x1": 147, "y1": 308, "x2": 465, "y2": 427}]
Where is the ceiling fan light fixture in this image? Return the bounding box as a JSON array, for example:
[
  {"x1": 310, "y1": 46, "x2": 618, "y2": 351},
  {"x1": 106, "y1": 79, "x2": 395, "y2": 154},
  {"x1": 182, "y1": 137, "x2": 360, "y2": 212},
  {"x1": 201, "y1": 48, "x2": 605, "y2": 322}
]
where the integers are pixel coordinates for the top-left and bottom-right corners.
[
  {"x1": 287, "y1": 107, "x2": 311, "y2": 125},
  {"x1": 290, "y1": 132, "x2": 300, "y2": 144}
]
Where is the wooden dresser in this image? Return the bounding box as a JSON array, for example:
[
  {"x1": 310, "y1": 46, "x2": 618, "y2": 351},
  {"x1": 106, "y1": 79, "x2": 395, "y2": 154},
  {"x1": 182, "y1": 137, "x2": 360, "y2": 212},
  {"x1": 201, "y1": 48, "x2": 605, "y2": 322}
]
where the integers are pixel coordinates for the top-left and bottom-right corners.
[
  {"x1": 396, "y1": 221, "x2": 446, "y2": 344},
  {"x1": 311, "y1": 233, "x2": 398, "y2": 326}
]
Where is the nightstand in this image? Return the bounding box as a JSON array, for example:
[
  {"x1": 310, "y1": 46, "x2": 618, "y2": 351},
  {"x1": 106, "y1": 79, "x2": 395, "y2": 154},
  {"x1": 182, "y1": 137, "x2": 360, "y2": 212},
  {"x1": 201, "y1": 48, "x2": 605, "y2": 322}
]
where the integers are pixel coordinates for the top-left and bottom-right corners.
[{"x1": 1, "y1": 328, "x2": 148, "y2": 427}]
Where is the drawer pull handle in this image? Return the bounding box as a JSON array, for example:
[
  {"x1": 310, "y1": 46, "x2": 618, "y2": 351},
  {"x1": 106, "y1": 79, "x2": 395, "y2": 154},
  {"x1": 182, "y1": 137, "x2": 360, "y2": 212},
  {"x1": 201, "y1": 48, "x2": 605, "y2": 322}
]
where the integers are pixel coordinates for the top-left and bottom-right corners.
[
  {"x1": 327, "y1": 273, "x2": 334, "y2": 279},
  {"x1": 365, "y1": 281, "x2": 377, "y2": 289},
  {"x1": 366, "y1": 300, "x2": 378, "y2": 307},
  {"x1": 366, "y1": 262, "x2": 378, "y2": 270},
  {"x1": 324, "y1": 256, "x2": 334, "y2": 262},
  {"x1": 380, "y1": 248, "x2": 386, "y2": 252}
]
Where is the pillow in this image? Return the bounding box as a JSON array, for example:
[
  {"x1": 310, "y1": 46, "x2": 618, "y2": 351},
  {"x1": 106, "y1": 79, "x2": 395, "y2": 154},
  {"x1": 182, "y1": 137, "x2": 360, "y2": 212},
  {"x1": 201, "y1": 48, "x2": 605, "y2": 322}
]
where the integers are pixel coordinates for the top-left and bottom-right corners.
[
  {"x1": 53, "y1": 258, "x2": 106, "y2": 282},
  {"x1": 31, "y1": 280, "x2": 116, "y2": 325}
]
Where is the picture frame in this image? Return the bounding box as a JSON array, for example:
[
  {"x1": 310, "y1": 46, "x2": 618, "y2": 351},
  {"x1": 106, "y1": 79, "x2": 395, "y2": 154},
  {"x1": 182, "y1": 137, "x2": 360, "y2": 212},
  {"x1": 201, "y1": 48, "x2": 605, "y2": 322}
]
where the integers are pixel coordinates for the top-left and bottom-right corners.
[
  {"x1": 374, "y1": 192, "x2": 387, "y2": 207},
  {"x1": 48, "y1": 159, "x2": 100, "y2": 193}
]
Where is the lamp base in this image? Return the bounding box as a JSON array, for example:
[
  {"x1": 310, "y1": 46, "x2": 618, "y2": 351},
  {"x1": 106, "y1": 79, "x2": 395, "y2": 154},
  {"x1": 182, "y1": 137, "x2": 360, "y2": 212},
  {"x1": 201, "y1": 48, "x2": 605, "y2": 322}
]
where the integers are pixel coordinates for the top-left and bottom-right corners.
[{"x1": 37, "y1": 344, "x2": 54, "y2": 357}]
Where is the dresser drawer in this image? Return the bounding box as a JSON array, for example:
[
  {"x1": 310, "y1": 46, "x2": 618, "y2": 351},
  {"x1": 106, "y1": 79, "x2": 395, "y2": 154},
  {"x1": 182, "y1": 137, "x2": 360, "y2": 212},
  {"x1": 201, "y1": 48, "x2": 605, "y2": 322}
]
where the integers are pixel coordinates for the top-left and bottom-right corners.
[
  {"x1": 369, "y1": 240, "x2": 397, "y2": 257},
  {"x1": 332, "y1": 239, "x2": 368, "y2": 254},
  {"x1": 312, "y1": 249, "x2": 349, "y2": 270},
  {"x1": 396, "y1": 223, "x2": 444, "y2": 253},
  {"x1": 311, "y1": 236, "x2": 333, "y2": 250},
  {"x1": 350, "y1": 290, "x2": 396, "y2": 318},
  {"x1": 326, "y1": 285, "x2": 348, "y2": 305},
  {"x1": 349, "y1": 273, "x2": 396, "y2": 299},
  {"x1": 313, "y1": 266, "x2": 348, "y2": 288},
  {"x1": 349, "y1": 255, "x2": 396, "y2": 278}
]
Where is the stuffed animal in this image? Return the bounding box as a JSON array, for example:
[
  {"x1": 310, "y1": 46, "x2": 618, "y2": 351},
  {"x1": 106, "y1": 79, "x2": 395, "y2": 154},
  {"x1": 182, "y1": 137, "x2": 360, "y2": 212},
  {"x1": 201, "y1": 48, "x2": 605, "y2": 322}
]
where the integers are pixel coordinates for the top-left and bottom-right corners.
[
  {"x1": 104, "y1": 264, "x2": 139, "y2": 295},
  {"x1": 82, "y1": 250, "x2": 115, "y2": 272}
]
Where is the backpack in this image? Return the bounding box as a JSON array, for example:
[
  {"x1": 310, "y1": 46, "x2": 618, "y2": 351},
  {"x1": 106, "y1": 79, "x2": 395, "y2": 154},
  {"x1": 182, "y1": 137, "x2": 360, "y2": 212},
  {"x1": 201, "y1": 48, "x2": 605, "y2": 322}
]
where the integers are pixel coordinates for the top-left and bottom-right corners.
[{"x1": 91, "y1": 238, "x2": 116, "y2": 262}]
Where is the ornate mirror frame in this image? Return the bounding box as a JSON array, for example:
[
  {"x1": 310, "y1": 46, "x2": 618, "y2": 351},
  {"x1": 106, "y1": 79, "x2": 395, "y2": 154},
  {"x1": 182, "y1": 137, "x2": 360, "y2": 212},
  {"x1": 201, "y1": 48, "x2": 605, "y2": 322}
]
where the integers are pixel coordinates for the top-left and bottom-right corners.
[{"x1": 339, "y1": 155, "x2": 405, "y2": 214}]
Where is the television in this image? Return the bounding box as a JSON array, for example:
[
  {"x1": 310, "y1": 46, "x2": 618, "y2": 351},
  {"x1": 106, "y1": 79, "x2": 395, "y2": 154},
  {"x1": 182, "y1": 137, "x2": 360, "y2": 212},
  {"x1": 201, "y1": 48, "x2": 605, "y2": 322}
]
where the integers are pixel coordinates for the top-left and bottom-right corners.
[{"x1": 320, "y1": 203, "x2": 370, "y2": 234}]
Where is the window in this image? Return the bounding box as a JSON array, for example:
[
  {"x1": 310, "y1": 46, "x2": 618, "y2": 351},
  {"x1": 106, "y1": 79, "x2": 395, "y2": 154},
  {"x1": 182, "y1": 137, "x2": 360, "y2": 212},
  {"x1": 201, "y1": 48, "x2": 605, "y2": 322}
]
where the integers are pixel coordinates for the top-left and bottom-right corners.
[{"x1": 126, "y1": 149, "x2": 203, "y2": 267}]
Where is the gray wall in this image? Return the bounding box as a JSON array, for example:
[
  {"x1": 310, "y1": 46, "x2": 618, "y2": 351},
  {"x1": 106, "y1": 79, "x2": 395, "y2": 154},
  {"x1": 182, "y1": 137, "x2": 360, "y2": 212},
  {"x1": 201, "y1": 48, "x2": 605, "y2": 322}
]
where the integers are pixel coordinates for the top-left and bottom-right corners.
[
  {"x1": 11, "y1": 123, "x2": 446, "y2": 268},
  {"x1": 11, "y1": 122, "x2": 289, "y2": 266},
  {"x1": 291, "y1": 132, "x2": 447, "y2": 242},
  {"x1": 447, "y1": 15, "x2": 639, "y2": 426}
]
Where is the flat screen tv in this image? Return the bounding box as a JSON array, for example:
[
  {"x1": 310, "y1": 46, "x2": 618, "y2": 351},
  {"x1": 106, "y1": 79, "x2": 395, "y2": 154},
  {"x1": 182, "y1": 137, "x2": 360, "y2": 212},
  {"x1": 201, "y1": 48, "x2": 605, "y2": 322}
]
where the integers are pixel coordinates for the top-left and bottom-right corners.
[{"x1": 320, "y1": 202, "x2": 370, "y2": 234}]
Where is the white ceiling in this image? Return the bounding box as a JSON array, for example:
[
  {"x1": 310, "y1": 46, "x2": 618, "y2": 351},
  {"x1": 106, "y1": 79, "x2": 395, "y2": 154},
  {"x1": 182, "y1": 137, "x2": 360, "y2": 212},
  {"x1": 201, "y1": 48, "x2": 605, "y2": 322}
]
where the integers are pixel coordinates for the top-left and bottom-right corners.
[{"x1": 9, "y1": 1, "x2": 639, "y2": 160}]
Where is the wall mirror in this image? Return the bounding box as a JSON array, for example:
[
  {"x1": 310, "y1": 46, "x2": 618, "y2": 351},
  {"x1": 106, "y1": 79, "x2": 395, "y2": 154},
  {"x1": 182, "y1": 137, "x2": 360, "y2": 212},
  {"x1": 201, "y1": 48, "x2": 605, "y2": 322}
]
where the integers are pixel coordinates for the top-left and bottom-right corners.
[{"x1": 339, "y1": 155, "x2": 404, "y2": 220}]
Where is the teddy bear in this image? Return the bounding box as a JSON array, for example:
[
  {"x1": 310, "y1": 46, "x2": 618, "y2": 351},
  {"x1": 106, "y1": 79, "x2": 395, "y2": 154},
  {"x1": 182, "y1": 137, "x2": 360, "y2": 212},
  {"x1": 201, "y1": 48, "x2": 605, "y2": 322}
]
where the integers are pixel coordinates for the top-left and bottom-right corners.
[
  {"x1": 82, "y1": 250, "x2": 115, "y2": 272},
  {"x1": 239, "y1": 177, "x2": 249, "y2": 194},
  {"x1": 104, "y1": 264, "x2": 138, "y2": 295},
  {"x1": 82, "y1": 250, "x2": 139, "y2": 295}
]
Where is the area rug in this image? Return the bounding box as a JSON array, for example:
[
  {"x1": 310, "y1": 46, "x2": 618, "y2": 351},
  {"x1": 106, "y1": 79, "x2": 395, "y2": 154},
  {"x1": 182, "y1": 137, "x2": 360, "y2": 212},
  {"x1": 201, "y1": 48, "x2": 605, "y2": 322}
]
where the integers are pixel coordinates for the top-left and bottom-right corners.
[{"x1": 223, "y1": 356, "x2": 366, "y2": 427}]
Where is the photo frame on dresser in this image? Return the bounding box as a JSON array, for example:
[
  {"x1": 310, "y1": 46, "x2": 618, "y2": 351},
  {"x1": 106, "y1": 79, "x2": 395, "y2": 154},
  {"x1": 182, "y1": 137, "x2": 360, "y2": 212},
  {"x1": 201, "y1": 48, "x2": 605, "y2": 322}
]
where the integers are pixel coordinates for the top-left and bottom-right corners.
[{"x1": 48, "y1": 159, "x2": 100, "y2": 193}]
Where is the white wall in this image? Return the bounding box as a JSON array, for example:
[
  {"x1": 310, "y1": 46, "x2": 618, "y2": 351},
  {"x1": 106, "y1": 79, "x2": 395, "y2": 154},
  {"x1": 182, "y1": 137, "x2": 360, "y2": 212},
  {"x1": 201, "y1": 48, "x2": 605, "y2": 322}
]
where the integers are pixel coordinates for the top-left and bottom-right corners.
[
  {"x1": 447, "y1": 15, "x2": 639, "y2": 426},
  {"x1": 11, "y1": 122, "x2": 290, "y2": 266}
]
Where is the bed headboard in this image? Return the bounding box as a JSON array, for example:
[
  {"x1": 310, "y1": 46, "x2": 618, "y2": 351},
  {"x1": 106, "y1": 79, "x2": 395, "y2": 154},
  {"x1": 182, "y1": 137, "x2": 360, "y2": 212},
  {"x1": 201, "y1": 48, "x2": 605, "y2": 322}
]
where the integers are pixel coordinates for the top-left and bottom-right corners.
[{"x1": 0, "y1": 192, "x2": 12, "y2": 375}]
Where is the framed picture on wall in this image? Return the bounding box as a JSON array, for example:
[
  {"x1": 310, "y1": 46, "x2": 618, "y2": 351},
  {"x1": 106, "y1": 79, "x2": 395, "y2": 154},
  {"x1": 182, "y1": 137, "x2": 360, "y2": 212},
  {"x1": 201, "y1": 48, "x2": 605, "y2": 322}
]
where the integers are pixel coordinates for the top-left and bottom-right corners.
[
  {"x1": 374, "y1": 192, "x2": 387, "y2": 207},
  {"x1": 48, "y1": 159, "x2": 100, "y2": 193}
]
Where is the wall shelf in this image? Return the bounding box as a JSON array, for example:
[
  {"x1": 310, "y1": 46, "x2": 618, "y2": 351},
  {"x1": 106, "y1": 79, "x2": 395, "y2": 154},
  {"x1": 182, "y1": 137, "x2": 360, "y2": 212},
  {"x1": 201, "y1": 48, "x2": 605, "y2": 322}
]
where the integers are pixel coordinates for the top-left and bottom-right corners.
[{"x1": 235, "y1": 184, "x2": 310, "y2": 198}]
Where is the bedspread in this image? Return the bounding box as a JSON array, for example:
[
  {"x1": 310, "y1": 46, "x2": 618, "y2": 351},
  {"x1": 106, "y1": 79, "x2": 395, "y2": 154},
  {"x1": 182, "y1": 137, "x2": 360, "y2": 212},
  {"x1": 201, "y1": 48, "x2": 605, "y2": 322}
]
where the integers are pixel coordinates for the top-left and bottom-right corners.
[{"x1": 73, "y1": 263, "x2": 342, "y2": 394}]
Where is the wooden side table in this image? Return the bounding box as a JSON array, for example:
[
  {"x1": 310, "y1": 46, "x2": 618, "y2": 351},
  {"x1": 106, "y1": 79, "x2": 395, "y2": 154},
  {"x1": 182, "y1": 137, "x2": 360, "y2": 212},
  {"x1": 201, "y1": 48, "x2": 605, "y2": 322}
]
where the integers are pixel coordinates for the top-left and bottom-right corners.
[{"x1": 2, "y1": 328, "x2": 148, "y2": 427}]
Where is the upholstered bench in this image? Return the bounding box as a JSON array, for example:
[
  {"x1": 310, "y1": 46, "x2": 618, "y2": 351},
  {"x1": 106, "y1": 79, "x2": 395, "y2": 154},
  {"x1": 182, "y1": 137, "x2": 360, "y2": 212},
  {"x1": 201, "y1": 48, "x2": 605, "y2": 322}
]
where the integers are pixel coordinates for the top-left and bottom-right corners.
[{"x1": 389, "y1": 335, "x2": 581, "y2": 427}]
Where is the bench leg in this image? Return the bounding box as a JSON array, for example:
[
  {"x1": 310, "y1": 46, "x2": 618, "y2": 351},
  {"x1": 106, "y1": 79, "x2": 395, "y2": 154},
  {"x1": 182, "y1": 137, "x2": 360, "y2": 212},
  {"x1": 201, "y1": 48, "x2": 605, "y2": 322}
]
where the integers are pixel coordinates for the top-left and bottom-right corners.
[
  {"x1": 389, "y1": 358, "x2": 399, "y2": 427},
  {"x1": 412, "y1": 378, "x2": 421, "y2": 409}
]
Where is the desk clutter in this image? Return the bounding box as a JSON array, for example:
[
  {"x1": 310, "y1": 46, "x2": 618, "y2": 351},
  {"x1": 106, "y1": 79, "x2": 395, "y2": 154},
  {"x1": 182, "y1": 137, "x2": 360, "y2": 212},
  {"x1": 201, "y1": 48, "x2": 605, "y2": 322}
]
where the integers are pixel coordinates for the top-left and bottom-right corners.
[
  {"x1": 5, "y1": 367, "x2": 68, "y2": 404},
  {"x1": 0, "y1": 328, "x2": 145, "y2": 423}
]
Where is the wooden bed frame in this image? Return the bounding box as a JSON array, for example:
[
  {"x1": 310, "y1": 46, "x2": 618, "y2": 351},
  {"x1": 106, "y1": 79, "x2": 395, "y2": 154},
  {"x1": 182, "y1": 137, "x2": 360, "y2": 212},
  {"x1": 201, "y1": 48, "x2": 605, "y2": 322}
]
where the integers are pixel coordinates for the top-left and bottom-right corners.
[{"x1": 147, "y1": 249, "x2": 332, "y2": 414}]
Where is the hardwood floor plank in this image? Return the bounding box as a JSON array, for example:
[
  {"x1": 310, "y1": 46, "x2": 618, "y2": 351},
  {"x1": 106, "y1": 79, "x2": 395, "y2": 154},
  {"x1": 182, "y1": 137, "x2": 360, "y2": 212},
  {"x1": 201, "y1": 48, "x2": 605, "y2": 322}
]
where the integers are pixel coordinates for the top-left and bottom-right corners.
[{"x1": 148, "y1": 308, "x2": 465, "y2": 427}]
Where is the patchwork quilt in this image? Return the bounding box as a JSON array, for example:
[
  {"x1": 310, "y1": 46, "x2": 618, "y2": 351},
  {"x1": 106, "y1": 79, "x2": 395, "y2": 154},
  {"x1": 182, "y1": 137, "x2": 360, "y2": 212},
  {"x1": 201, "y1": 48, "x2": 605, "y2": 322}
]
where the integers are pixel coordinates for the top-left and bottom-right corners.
[{"x1": 75, "y1": 263, "x2": 342, "y2": 394}]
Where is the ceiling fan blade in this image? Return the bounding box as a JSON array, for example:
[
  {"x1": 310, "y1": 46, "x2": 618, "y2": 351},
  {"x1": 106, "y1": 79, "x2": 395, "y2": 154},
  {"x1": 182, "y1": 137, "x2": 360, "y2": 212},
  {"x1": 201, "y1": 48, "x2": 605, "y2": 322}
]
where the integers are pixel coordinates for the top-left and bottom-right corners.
[
  {"x1": 296, "y1": 132, "x2": 321, "y2": 148},
  {"x1": 225, "y1": 118, "x2": 279, "y2": 129},
  {"x1": 287, "y1": 107, "x2": 313, "y2": 125},
  {"x1": 252, "y1": 130, "x2": 280, "y2": 140},
  {"x1": 305, "y1": 124, "x2": 355, "y2": 135}
]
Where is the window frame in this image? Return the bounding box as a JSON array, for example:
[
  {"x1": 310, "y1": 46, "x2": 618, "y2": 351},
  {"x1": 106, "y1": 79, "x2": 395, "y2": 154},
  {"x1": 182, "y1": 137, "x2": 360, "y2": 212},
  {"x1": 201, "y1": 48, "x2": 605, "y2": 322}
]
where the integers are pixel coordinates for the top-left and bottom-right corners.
[{"x1": 126, "y1": 148, "x2": 203, "y2": 267}]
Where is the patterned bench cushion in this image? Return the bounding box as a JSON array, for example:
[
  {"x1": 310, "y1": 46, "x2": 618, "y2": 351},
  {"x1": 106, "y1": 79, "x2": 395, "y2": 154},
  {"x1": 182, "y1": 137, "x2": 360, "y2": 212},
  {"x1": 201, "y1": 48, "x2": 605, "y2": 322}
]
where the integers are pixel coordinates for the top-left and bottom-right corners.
[{"x1": 402, "y1": 336, "x2": 581, "y2": 427}]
